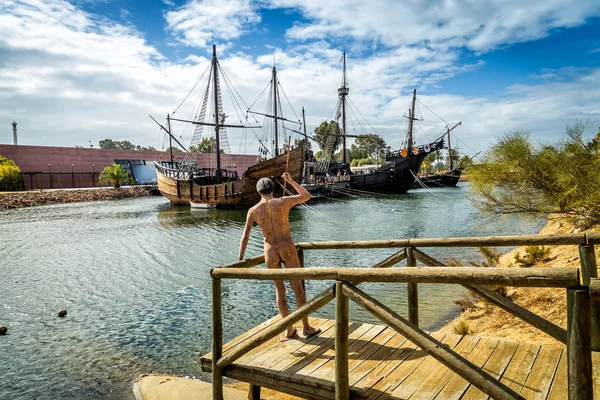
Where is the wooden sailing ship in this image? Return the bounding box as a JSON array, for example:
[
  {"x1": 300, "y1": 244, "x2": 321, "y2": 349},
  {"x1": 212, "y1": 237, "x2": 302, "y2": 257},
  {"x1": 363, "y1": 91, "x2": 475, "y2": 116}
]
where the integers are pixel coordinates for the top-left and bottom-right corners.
[
  {"x1": 413, "y1": 122, "x2": 462, "y2": 189},
  {"x1": 312, "y1": 53, "x2": 444, "y2": 194},
  {"x1": 154, "y1": 46, "x2": 305, "y2": 208}
]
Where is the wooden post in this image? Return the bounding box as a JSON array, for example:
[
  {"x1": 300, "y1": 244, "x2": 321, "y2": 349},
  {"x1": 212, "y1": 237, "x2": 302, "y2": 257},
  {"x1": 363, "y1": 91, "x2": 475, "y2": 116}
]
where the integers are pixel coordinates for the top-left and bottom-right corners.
[
  {"x1": 335, "y1": 281, "x2": 349, "y2": 400},
  {"x1": 29, "y1": 174, "x2": 33, "y2": 190},
  {"x1": 37, "y1": 174, "x2": 41, "y2": 190},
  {"x1": 212, "y1": 278, "x2": 223, "y2": 400},
  {"x1": 248, "y1": 384, "x2": 261, "y2": 400},
  {"x1": 579, "y1": 245, "x2": 600, "y2": 351},
  {"x1": 567, "y1": 288, "x2": 593, "y2": 399},
  {"x1": 407, "y1": 247, "x2": 418, "y2": 326},
  {"x1": 298, "y1": 248, "x2": 306, "y2": 291}
]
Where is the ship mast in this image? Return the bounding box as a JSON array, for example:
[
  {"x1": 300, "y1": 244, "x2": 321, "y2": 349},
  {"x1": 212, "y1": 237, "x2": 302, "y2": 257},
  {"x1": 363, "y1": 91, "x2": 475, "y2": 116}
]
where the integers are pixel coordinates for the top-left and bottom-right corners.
[
  {"x1": 211, "y1": 45, "x2": 223, "y2": 183},
  {"x1": 302, "y1": 106, "x2": 307, "y2": 156},
  {"x1": 272, "y1": 66, "x2": 279, "y2": 157},
  {"x1": 338, "y1": 52, "x2": 349, "y2": 164},
  {"x1": 407, "y1": 89, "x2": 417, "y2": 149}
]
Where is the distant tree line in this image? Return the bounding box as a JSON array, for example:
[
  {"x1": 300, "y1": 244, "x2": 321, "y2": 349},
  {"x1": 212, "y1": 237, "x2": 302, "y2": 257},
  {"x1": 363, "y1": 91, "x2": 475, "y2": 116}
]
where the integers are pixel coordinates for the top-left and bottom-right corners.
[{"x1": 99, "y1": 139, "x2": 156, "y2": 151}]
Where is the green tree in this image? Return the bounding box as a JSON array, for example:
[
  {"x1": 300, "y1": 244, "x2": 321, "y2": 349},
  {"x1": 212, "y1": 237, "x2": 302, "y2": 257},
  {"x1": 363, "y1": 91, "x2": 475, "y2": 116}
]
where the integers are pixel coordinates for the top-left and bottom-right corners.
[
  {"x1": 458, "y1": 155, "x2": 474, "y2": 170},
  {"x1": 470, "y1": 120, "x2": 600, "y2": 229},
  {"x1": 294, "y1": 138, "x2": 311, "y2": 151},
  {"x1": 0, "y1": 156, "x2": 23, "y2": 191},
  {"x1": 165, "y1": 146, "x2": 184, "y2": 153},
  {"x1": 99, "y1": 139, "x2": 155, "y2": 151},
  {"x1": 446, "y1": 148, "x2": 460, "y2": 170},
  {"x1": 313, "y1": 121, "x2": 341, "y2": 157},
  {"x1": 98, "y1": 163, "x2": 134, "y2": 188},
  {"x1": 189, "y1": 137, "x2": 224, "y2": 153},
  {"x1": 354, "y1": 134, "x2": 388, "y2": 161}
]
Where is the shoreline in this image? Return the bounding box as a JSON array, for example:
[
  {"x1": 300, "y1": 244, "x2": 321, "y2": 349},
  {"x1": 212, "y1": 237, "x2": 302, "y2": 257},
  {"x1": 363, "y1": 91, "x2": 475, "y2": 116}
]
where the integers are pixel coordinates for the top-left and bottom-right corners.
[
  {"x1": 435, "y1": 216, "x2": 597, "y2": 346},
  {"x1": 0, "y1": 186, "x2": 159, "y2": 209}
]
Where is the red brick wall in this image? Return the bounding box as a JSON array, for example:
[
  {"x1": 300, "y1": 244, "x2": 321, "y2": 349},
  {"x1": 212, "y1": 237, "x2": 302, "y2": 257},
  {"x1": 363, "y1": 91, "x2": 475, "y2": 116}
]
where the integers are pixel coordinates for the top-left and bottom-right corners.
[{"x1": 0, "y1": 145, "x2": 261, "y2": 190}]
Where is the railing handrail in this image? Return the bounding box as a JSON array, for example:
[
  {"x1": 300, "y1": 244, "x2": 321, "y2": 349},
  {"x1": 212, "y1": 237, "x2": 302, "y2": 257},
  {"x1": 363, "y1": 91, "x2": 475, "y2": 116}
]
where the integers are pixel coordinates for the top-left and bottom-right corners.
[
  {"x1": 211, "y1": 266, "x2": 580, "y2": 288},
  {"x1": 294, "y1": 232, "x2": 600, "y2": 249}
]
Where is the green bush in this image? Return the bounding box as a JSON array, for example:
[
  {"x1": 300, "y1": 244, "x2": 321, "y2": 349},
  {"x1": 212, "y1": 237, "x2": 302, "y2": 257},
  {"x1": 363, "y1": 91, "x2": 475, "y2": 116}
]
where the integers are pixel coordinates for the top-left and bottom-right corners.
[
  {"x1": 98, "y1": 163, "x2": 134, "y2": 188},
  {"x1": 453, "y1": 320, "x2": 470, "y2": 335},
  {"x1": 514, "y1": 246, "x2": 553, "y2": 268},
  {"x1": 0, "y1": 156, "x2": 24, "y2": 191}
]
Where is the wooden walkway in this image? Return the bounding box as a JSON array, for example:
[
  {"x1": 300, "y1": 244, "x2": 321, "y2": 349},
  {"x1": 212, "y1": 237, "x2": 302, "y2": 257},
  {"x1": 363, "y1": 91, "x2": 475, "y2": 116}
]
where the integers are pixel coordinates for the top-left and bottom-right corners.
[{"x1": 201, "y1": 317, "x2": 573, "y2": 400}]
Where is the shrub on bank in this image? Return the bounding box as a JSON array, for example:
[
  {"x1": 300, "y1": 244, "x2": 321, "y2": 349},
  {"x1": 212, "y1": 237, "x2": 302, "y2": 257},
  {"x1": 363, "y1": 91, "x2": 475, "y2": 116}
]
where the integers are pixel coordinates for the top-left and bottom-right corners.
[
  {"x1": 514, "y1": 246, "x2": 553, "y2": 268},
  {"x1": 0, "y1": 156, "x2": 24, "y2": 191}
]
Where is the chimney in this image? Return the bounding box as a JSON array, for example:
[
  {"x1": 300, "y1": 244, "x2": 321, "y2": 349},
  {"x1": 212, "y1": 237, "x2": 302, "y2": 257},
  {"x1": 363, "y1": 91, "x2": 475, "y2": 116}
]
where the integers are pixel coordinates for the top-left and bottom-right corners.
[{"x1": 12, "y1": 121, "x2": 17, "y2": 145}]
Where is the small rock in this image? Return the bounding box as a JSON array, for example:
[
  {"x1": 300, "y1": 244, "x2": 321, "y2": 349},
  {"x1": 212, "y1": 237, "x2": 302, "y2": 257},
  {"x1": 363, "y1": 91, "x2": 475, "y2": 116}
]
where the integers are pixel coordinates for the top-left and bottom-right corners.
[
  {"x1": 0, "y1": 325, "x2": 7, "y2": 335},
  {"x1": 58, "y1": 309, "x2": 67, "y2": 317}
]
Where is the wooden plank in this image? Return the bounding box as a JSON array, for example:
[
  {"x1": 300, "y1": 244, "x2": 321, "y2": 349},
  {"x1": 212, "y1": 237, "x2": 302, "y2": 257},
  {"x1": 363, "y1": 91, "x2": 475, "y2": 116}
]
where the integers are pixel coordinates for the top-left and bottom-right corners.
[
  {"x1": 430, "y1": 337, "x2": 499, "y2": 400},
  {"x1": 348, "y1": 330, "x2": 410, "y2": 389},
  {"x1": 401, "y1": 336, "x2": 482, "y2": 399},
  {"x1": 277, "y1": 322, "x2": 365, "y2": 381},
  {"x1": 245, "y1": 319, "x2": 336, "y2": 369},
  {"x1": 363, "y1": 334, "x2": 461, "y2": 400},
  {"x1": 309, "y1": 324, "x2": 387, "y2": 388},
  {"x1": 342, "y1": 284, "x2": 521, "y2": 400},
  {"x1": 499, "y1": 342, "x2": 541, "y2": 394},
  {"x1": 292, "y1": 323, "x2": 375, "y2": 386},
  {"x1": 567, "y1": 288, "x2": 593, "y2": 400},
  {"x1": 546, "y1": 350, "x2": 567, "y2": 400},
  {"x1": 221, "y1": 364, "x2": 334, "y2": 400},
  {"x1": 520, "y1": 347, "x2": 562, "y2": 399},
  {"x1": 201, "y1": 315, "x2": 282, "y2": 363},
  {"x1": 217, "y1": 286, "x2": 335, "y2": 369},
  {"x1": 460, "y1": 340, "x2": 520, "y2": 400},
  {"x1": 234, "y1": 318, "x2": 329, "y2": 366}
]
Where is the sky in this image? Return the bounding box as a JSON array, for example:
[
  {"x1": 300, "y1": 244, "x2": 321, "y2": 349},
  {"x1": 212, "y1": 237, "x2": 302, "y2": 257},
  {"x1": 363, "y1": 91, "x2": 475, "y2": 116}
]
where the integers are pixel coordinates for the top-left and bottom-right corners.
[{"x1": 0, "y1": 0, "x2": 599, "y2": 159}]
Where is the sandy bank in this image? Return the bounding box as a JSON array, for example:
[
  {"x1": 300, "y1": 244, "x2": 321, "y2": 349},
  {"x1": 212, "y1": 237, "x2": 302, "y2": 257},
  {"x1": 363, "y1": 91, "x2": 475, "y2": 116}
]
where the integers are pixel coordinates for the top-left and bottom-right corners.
[
  {"x1": 0, "y1": 186, "x2": 158, "y2": 209},
  {"x1": 436, "y1": 216, "x2": 599, "y2": 346}
]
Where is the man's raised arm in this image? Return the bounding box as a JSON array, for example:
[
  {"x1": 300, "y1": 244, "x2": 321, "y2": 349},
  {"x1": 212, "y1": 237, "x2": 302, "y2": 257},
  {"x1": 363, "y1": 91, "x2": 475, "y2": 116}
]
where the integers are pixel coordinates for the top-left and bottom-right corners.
[{"x1": 281, "y1": 172, "x2": 311, "y2": 205}]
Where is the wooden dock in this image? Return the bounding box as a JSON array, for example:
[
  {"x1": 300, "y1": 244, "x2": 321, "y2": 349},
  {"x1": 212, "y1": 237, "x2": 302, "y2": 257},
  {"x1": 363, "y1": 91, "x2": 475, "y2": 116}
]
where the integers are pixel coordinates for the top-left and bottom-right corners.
[{"x1": 201, "y1": 316, "x2": 572, "y2": 399}]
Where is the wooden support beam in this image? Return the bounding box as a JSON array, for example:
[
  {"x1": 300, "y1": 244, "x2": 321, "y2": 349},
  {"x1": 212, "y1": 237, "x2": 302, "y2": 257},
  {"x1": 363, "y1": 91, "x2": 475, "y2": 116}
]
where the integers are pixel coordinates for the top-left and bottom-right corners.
[
  {"x1": 567, "y1": 288, "x2": 593, "y2": 399},
  {"x1": 296, "y1": 234, "x2": 589, "y2": 250},
  {"x1": 216, "y1": 286, "x2": 335, "y2": 370},
  {"x1": 579, "y1": 245, "x2": 600, "y2": 351},
  {"x1": 412, "y1": 248, "x2": 568, "y2": 344},
  {"x1": 335, "y1": 281, "x2": 349, "y2": 400},
  {"x1": 406, "y1": 247, "x2": 418, "y2": 326},
  {"x1": 212, "y1": 278, "x2": 223, "y2": 400},
  {"x1": 248, "y1": 384, "x2": 261, "y2": 400},
  {"x1": 217, "y1": 254, "x2": 265, "y2": 269},
  {"x1": 341, "y1": 283, "x2": 523, "y2": 400},
  {"x1": 369, "y1": 248, "x2": 407, "y2": 270},
  {"x1": 212, "y1": 267, "x2": 580, "y2": 288}
]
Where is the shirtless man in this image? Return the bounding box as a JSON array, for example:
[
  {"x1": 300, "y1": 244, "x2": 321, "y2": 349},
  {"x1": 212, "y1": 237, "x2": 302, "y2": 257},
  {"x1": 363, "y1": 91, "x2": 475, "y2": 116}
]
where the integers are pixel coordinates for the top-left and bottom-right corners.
[{"x1": 238, "y1": 172, "x2": 321, "y2": 341}]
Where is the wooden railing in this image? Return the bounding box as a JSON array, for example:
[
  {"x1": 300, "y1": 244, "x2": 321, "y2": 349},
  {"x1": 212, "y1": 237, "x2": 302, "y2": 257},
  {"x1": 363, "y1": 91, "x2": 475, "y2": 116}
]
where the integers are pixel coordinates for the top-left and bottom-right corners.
[{"x1": 210, "y1": 233, "x2": 600, "y2": 400}]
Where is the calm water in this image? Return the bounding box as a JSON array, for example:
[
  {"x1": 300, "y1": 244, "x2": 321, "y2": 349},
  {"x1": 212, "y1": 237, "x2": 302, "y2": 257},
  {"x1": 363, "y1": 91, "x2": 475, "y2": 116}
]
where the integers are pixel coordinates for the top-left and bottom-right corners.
[{"x1": 0, "y1": 183, "x2": 544, "y2": 399}]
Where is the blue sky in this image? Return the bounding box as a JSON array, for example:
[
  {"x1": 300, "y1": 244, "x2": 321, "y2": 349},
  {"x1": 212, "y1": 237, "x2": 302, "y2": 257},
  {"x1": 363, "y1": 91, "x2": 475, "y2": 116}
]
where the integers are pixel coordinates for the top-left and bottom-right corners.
[{"x1": 0, "y1": 0, "x2": 599, "y2": 157}]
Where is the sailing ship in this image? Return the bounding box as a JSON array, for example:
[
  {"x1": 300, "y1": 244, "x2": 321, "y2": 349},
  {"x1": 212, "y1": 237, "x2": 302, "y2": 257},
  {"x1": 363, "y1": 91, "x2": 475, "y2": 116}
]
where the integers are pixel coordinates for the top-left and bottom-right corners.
[
  {"x1": 413, "y1": 123, "x2": 462, "y2": 189},
  {"x1": 315, "y1": 52, "x2": 444, "y2": 194},
  {"x1": 154, "y1": 45, "x2": 305, "y2": 208}
]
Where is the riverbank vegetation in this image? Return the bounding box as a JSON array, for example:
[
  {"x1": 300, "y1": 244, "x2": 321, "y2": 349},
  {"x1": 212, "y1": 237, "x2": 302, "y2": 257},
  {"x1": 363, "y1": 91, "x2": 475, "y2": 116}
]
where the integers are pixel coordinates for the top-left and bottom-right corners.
[
  {"x1": 0, "y1": 156, "x2": 24, "y2": 191},
  {"x1": 470, "y1": 119, "x2": 600, "y2": 229},
  {"x1": 98, "y1": 163, "x2": 135, "y2": 189}
]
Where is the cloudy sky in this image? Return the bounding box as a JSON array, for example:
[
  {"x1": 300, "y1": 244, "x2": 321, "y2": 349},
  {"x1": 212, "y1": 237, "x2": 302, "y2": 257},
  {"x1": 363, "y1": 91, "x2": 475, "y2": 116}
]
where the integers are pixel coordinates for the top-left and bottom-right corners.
[{"x1": 0, "y1": 0, "x2": 599, "y2": 158}]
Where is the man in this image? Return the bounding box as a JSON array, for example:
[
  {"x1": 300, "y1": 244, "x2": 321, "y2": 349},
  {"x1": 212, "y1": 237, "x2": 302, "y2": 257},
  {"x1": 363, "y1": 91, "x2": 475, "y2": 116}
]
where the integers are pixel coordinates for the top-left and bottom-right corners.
[{"x1": 238, "y1": 172, "x2": 321, "y2": 341}]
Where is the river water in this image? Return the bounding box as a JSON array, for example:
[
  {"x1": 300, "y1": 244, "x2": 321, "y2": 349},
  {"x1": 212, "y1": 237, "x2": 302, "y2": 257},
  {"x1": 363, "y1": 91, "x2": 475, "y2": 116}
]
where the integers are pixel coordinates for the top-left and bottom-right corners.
[{"x1": 0, "y1": 183, "x2": 544, "y2": 399}]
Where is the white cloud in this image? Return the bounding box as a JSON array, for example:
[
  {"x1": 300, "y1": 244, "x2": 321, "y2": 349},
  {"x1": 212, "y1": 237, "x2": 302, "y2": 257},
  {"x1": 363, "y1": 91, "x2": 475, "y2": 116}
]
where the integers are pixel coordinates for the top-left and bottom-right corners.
[
  {"x1": 165, "y1": 0, "x2": 261, "y2": 48},
  {"x1": 269, "y1": 0, "x2": 599, "y2": 53},
  {"x1": 0, "y1": 0, "x2": 598, "y2": 161}
]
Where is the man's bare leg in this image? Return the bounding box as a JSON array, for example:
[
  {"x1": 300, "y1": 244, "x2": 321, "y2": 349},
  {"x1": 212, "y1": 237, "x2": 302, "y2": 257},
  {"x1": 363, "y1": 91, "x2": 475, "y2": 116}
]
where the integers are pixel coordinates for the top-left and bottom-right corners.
[
  {"x1": 281, "y1": 247, "x2": 321, "y2": 337},
  {"x1": 272, "y1": 279, "x2": 297, "y2": 341}
]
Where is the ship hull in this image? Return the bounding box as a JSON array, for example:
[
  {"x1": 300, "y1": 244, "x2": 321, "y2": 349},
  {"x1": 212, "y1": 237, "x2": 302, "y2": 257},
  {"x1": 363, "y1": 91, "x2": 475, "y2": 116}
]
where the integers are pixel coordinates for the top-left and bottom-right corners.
[
  {"x1": 349, "y1": 153, "x2": 427, "y2": 194},
  {"x1": 413, "y1": 168, "x2": 462, "y2": 189},
  {"x1": 156, "y1": 147, "x2": 306, "y2": 208}
]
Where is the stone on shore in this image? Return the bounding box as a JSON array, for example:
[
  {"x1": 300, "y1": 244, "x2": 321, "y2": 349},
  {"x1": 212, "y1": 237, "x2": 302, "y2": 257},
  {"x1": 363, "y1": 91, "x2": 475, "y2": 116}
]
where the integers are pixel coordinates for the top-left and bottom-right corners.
[
  {"x1": 58, "y1": 309, "x2": 67, "y2": 317},
  {"x1": 0, "y1": 325, "x2": 7, "y2": 335}
]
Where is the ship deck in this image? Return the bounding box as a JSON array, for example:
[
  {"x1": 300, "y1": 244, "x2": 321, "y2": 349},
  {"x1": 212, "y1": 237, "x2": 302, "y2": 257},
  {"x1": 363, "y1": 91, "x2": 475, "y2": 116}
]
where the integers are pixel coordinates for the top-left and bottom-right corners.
[{"x1": 201, "y1": 316, "x2": 574, "y2": 399}]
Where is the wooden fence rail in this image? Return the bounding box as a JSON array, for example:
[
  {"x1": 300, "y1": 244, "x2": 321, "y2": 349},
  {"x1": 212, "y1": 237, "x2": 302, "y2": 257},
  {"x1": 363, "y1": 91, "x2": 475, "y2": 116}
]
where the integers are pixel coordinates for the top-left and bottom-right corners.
[{"x1": 210, "y1": 233, "x2": 597, "y2": 400}]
